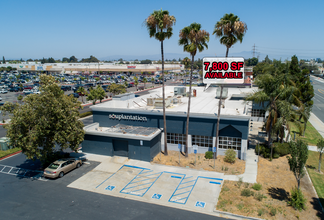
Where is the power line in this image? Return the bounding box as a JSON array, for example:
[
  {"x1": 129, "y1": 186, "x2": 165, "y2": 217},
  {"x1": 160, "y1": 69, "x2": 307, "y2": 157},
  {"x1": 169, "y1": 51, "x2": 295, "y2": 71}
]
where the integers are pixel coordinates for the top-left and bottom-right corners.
[{"x1": 258, "y1": 46, "x2": 324, "y2": 52}]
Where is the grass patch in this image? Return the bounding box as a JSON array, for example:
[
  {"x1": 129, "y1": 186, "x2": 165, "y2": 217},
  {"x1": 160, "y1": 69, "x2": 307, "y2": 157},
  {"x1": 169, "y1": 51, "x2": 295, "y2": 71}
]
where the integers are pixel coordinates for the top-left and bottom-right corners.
[
  {"x1": 289, "y1": 121, "x2": 322, "y2": 145},
  {"x1": 306, "y1": 150, "x2": 324, "y2": 207},
  {"x1": 0, "y1": 147, "x2": 21, "y2": 159},
  {"x1": 79, "y1": 111, "x2": 93, "y2": 118}
]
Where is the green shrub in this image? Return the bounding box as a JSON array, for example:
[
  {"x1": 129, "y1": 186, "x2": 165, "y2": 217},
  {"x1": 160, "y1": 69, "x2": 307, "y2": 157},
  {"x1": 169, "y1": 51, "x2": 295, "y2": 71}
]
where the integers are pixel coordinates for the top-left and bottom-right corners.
[
  {"x1": 274, "y1": 142, "x2": 290, "y2": 156},
  {"x1": 288, "y1": 187, "x2": 306, "y2": 211},
  {"x1": 252, "y1": 183, "x2": 262, "y2": 191},
  {"x1": 270, "y1": 207, "x2": 277, "y2": 216},
  {"x1": 223, "y1": 186, "x2": 230, "y2": 192},
  {"x1": 257, "y1": 208, "x2": 265, "y2": 216},
  {"x1": 237, "y1": 177, "x2": 243, "y2": 188},
  {"x1": 273, "y1": 153, "x2": 280, "y2": 159},
  {"x1": 236, "y1": 203, "x2": 244, "y2": 210},
  {"x1": 224, "y1": 149, "x2": 236, "y2": 163},
  {"x1": 244, "y1": 182, "x2": 250, "y2": 188},
  {"x1": 205, "y1": 151, "x2": 213, "y2": 159},
  {"x1": 79, "y1": 111, "x2": 93, "y2": 118},
  {"x1": 254, "y1": 192, "x2": 266, "y2": 201},
  {"x1": 241, "y1": 189, "x2": 254, "y2": 197}
]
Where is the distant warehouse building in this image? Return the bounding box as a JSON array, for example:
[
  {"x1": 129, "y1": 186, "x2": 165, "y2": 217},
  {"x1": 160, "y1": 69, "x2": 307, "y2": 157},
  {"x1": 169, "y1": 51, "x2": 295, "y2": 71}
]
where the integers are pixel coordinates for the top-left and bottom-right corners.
[{"x1": 82, "y1": 86, "x2": 264, "y2": 162}]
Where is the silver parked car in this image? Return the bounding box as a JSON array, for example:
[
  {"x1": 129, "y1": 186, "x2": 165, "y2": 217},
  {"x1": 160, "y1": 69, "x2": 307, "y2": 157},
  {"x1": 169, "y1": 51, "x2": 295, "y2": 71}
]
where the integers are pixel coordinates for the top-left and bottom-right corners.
[{"x1": 43, "y1": 158, "x2": 82, "y2": 178}]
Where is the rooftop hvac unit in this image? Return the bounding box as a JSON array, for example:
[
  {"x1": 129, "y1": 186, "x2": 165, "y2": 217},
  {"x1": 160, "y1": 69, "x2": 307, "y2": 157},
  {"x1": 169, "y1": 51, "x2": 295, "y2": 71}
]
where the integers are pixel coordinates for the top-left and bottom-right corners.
[
  {"x1": 174, "y1": 87, "x2": 186, "y2": 96},
  {"x1": 147, "y1": 98, "x2": 155, "y2": 106},
  {"x1": 154, "y1": 98, "x2": 171, "y2": 108}
]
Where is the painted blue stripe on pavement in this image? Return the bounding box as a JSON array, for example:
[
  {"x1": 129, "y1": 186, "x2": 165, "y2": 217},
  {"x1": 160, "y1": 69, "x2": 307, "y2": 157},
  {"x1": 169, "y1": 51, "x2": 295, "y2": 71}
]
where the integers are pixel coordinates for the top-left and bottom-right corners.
[
  {"x1": 209, "y1": 181, "x2": 221, "y2": 185},
  {"x1": 171, "y1": 175, "x2": 182, "y2": 179}
]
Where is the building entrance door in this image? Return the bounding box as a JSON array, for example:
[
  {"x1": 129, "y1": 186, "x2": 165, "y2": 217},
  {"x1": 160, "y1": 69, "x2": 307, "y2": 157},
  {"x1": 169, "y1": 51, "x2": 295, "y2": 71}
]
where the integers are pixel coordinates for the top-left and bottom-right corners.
[{"x1": 113, "y1": 139, "x2": 129, "y2": 157}]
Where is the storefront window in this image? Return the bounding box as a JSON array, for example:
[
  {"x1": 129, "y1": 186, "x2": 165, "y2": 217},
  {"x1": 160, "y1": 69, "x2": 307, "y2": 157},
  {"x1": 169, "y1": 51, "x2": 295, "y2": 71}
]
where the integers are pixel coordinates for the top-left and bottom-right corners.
[
  {"x1": 167, "y1": 133, "x2": 187, "y2": 145},
  {"x1": 219, "y1": 136, "x2": 241, "y2": 151},
  {"x1": 192, "y1": 135, "x2": 213, "y2": 147}
]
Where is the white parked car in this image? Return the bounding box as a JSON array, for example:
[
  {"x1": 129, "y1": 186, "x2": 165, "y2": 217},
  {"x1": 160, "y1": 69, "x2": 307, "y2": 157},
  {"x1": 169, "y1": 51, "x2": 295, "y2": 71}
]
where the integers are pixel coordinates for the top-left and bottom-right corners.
[{"x1": 0, "y1": 89, "x2": 8, "y2": 94}]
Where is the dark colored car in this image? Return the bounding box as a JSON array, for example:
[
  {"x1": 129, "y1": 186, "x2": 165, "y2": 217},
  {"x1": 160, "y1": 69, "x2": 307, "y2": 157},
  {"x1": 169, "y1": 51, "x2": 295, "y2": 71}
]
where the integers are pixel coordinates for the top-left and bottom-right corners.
[
  {"x1": 9, "y1": 87, "x2": 19, "y2": 92},
  {"x1": 197, "y1": 82, "x2": 206, "y2": 86},
  {"x1": 61, "y1": 86, "x2": 69, "y2": 91},
  {"x1": 68, "y1": 93, "x2": 79, "y2": 98}
]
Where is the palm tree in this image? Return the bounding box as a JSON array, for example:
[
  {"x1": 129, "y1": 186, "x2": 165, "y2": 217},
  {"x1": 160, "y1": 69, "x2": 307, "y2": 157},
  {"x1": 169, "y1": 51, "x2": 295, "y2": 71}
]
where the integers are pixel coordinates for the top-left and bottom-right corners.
[
  {"x1": 145, "y1": 9, "x2": 176, "y2": 155},
  {"x1": 246, "y1": 71, "x2": 302, "y2": 160},
  {"x1": 142, "y1": 77, "x2": 147, "y2": 89},
  {"x1": 134, "y1": 77, "x2": 139, "y2": 91},
  {"x1": 213, "y1": 13, "x2": 247, "y2": 57},
  {"x1": 76, "y1": 87, "x2": 86, "y2": 103},
  {"x1": 179, "y1": 22, "x2": 209, "y2": 157},
  {"x1": 151, "y1": 77, "x2": 155, "y2": 87}
]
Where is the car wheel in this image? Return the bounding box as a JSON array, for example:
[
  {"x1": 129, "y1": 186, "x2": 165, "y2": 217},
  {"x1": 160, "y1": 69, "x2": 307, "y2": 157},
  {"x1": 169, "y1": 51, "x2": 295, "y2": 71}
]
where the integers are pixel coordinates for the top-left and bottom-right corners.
[
  {"x1": 76, "y1": 163, "x2": 81, "y2": 168},
  {"x1": 59, "y1": 172, "x2": 64, "y2": 178}
]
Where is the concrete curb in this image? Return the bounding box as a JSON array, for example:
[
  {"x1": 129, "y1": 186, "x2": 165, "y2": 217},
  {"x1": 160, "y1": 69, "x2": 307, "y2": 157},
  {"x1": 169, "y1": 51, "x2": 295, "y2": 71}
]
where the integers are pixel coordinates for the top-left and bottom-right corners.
[
  {"x1": 213, "y1": 208, "x2": 264, "y2": 220},
  {"x1": 0, "y1": 150, "x2": 22, "y2": 161}
]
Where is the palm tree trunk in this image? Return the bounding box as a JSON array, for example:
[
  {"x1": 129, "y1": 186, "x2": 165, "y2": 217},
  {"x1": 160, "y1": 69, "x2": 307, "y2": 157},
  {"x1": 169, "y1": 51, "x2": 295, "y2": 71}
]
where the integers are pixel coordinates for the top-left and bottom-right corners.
[
  {"x1": 215, "y1": 85, "x2": 223, "y2": 160},
  {"x1": 319, "y1": 153, "x2": 322, "y2": 173},
  {"x1": 269, "y1": 120, "x2": 273, "y2": 160},
  {"x1": 225, "y1": 47, "x2": 230, "y2": 57},
  {"x1": 185, "y1": 55, "x2": 194, "y2": 157},
  {"x1": 161, "y1": 40, "x2": 168, "y2": 155}
]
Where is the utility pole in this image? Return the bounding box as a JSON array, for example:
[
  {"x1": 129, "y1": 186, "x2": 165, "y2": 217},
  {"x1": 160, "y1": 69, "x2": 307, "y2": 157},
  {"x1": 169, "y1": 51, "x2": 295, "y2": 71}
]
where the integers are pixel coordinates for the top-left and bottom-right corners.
[{"x1": 252, "y1": 44, "x2": 257, "y2": 58}]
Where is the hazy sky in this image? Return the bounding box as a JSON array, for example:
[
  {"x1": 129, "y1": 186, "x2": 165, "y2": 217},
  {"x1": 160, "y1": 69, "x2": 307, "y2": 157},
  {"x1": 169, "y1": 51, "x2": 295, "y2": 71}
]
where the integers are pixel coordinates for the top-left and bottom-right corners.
[{"x1": 2, "y1": 0, "x2": 324, "y2": 61}]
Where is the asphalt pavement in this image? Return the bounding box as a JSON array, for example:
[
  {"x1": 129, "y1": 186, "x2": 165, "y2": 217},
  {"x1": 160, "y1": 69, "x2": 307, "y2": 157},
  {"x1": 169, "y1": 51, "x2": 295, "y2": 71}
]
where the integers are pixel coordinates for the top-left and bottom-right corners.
[
  {"x1": 0, "y1": 153, "x2": 227, "y2": 220},
  {"x1": 310, "y1": 76, "x2": 324, "y2": 123}
]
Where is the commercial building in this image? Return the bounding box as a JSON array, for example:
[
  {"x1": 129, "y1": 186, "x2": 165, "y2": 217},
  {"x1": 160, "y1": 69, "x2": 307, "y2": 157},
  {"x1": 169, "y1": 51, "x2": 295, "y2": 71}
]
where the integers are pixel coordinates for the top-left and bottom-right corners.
[
  {"x1": 1, "y1": 63, "x2": 183, "y2": 74},
  {"x1": 82, "y1": 86, "x2": 264, "y2": 162}
]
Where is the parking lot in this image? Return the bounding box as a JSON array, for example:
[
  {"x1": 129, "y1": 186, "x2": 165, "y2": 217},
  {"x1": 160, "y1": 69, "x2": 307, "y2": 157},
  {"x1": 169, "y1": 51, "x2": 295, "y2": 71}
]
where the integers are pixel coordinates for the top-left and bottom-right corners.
[
  {"x1": 0, "y1": 152, "x2": 227, "y2": 220},
  {"x1": 68, "y1": 155, "x2": 224, "y2": 215}
]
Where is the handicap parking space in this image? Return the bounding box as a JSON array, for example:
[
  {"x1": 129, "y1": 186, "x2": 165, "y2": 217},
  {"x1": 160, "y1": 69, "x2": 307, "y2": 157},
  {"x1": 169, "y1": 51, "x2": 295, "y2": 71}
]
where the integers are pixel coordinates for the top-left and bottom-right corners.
[{"x1": 68, "y1": 161, "x2": 225, "y2": 216}]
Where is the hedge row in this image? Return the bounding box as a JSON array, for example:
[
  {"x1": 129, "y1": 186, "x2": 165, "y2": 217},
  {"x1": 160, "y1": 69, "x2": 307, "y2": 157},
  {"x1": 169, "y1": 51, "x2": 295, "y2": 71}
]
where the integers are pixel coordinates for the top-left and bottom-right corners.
[{"x1": 255, "y1": 142, "x2": 290, "y2": 159}]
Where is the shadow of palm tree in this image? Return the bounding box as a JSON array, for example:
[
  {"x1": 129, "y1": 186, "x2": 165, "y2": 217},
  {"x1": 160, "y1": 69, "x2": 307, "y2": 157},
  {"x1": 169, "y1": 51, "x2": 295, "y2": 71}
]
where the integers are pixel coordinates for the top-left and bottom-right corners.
[{"x1": 267, "y1": 187, "x2": 290, "y2": 201}]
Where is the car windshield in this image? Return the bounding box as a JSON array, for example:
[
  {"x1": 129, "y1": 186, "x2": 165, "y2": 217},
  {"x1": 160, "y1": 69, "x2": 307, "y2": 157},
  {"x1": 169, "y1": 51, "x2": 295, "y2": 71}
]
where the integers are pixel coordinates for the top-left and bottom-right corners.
[{"x1": 48, "y1": 163, "x2": 60, "y2": 169}]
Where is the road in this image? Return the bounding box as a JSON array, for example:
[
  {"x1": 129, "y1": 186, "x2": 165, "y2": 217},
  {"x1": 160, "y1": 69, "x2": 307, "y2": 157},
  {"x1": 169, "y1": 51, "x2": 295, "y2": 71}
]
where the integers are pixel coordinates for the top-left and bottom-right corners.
[{"x1": 310, "y1": 76, "x2": 324, "y2": 123}]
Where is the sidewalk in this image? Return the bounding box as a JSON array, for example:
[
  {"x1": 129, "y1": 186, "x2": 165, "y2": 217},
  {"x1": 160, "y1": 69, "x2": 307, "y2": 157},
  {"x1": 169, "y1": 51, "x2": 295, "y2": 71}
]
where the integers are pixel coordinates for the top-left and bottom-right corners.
[{"x1": 308, "y1": 112, "x2": 324, "y2": 151}]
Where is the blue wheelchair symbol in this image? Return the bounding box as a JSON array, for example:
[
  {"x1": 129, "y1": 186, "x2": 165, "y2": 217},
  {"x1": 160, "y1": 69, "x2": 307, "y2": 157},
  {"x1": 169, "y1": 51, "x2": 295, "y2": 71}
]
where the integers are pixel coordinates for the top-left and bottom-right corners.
[
  {"x1": 105, "y1": 185, "x2": 116, "y2": 191},
  {"x1": 195, "y1": 201, "x2": 206, "y2": 208},
  {"x1": 152, "y1": 193, "x2": 162, "y2": 200}
]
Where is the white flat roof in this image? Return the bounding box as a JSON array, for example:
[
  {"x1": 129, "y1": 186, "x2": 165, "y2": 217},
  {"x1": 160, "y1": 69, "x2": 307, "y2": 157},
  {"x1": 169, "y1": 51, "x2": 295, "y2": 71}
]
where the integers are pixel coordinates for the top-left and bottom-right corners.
[{"x1": 92, "y1": 86, "x2": 256, "y2": 117}]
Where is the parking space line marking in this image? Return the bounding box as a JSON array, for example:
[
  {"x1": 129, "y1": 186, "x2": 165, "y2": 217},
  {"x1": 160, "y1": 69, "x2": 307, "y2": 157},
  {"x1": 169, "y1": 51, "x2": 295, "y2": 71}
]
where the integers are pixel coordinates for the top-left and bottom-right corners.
[
  {"x1": 198, "y1": 176, "x2": 223, "y2": 181},
  {"x1": 129, "y1": 187, "x2": 149, "y2": 193},
  {"x1": 181, "y1": 180, "x2": 196, "y2": 184},
  {"x1": 136, "y1": 172, "x2": 162, "y2": 178},
  {"x1": 172, "y1": 196, "x2": 187, "y2": 202},
  {"x1": 124, "y1": 165, "x2": 150, "y2": 170},
  {"x1": 0, "y1": 164, "x2": 47, "y2": 181},
  {"x1": 131, "y1": 176, "x2": 159, "y2": 184},
  {"x1": 209, "y1": 181, "x2": 221, "y2": 185},
  {"x1": 177, "y1": 184, "x2": 195, "y2": 190},
  {"x1": 0, "y1": 166, "x2": 6, "y2": 172},
  {"x1": 120, "y1": 170, "x2": 163, "y2": 197},
  {"x1": 123, "y1": 181, "x2": 153, "y2": 190},
  {"x1": 171, "y1": 175, "x2": 182, "y2": 179},
  {"x1": 173, "y1": 190, "x2": 191, "y2": 197},
  {"x1": 95, "y1": 165, "x2": 125, "y2": 189}
]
